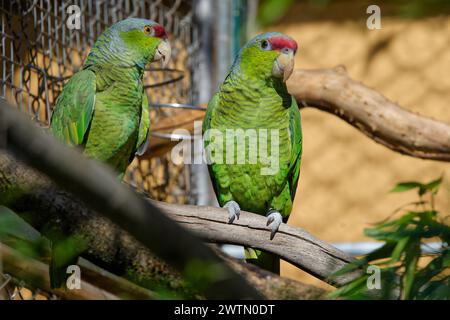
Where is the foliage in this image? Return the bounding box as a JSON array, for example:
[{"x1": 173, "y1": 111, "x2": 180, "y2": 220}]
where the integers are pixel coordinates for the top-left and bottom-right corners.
[
  {"x1": 256, "y1": 0, "x2": 450, "y2": 27},
  {"x1": 0, "y1": 207, "x2": 215, "y2": 299},
  {"x1": 394, "y1": 0, "x2": 450, "y2": 18},
  {"x1": 0, "y1": 206, "x2": 51, "y2": 261},
  {"x1": 257, "y1": 0, "x2": 296, "y2": 27},
  {"x1": 330, "y1": 176, "x2": 450, "y2": 300},
  {"x1": 257, "y1": 0, "x2": 333, "y2": 26}
]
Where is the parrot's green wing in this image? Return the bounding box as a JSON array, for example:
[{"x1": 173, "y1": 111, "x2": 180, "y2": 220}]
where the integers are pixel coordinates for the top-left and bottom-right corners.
[
  {"x1": 203, "y1": 92, "x2": 221, "y2": 196},
  {"x1": 50, "y1": 69, "x2": 96, "y2": 146},
  {"x1": 135, "y1": 93, "x2": 150, "y2": 156},
  {"x1": 287, "y1": 97, "x2": 302, "y2": 200},
  {"x1": 48, "y1": 69, "x2": 95, "y2": 288}
]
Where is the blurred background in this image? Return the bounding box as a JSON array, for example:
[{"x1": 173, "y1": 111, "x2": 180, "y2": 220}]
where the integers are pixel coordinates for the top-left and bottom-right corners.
[{"x1": 1, "y1": 0, "x2": 450, "y2": 293}]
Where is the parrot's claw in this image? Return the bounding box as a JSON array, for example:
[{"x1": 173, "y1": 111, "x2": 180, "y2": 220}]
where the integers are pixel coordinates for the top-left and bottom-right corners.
[
  {"x1": 266, "y1": 210, "x2": 282, "y2": 240},
  {"x1": 224, "y1": 200, "x2": 240, "y2": 224}
]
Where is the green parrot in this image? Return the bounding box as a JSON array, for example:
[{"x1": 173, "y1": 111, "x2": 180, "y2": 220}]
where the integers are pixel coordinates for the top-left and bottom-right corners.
[
  {"x1": 48, "y1": 18, "x2": 171, "y2": 288},
  {"x1": 50, "y1": 18, "x2": 171, "y2": 176},
  {"x1": 203, "y1": 32, "x2": 301, "y2": 274}
]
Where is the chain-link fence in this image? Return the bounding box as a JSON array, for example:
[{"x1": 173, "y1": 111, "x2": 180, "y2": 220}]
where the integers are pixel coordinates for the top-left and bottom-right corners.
[
  {"x1": 1, "y1": 0, "x2": 200, "y2": 201},
  {"x1": 0, "y1": 0, "x2": 201, "y2": 299}
]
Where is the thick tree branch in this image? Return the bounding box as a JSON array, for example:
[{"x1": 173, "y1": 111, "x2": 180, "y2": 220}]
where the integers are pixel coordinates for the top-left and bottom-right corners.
[
  {"x1": 287, "y1": 68, "x2": 450, "y2": 161},
  {"x1": 0, "y1": 152, "x2": 356, "y2": 289},
  {"x1": 0, "y1": 103, "x2": 262, "y2": 299},
  {"x1": 0, "y1": 154, "x2": 326, "y2": 299},
  {"x1": 153, "y1": 201, "x2": 358, "y2": 287},
  {"x1": 146, "y1": 68, "x2": 450, "y2": 162}
]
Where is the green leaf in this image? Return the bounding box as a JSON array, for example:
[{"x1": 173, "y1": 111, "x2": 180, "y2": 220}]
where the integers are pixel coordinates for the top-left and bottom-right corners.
[
  {"x1": 330, "y1": 243, "x2": 395, "y2": 279},
  {"x1": 412, "y1": 249, "x2": 449, "y2": 294},
  {"x1": 0, "y1": 206, "x2": 41, "y2": 242},
  {"x1": 390, "y1": 176, "x2": 443, "y2": 196},
  {"x1": 417, "y1": 277, "x2": 450, "y2": 300},
  {"x1": 391, "y1": 237, "x2": 410, "y2": 262},
  {"x1": 401, "y1": 241, "x2": 421, "y2": 299},
  {"x1": 424, "y1": 176, "x2": 443, "y2": 194},
  {"x1": 390, "y1": 182, "x2": 423, "y2": 193},
  {"x1": 329, "y1": 276, "x2": 368, "y2": 299},
  {"x1": 258, "y1": 0, "x2": 295, "y2": 26},
  {"x1": 0, "y1": 206, "x2": 51, "y2": 258},
  {"x1": 443, "y1": 249, "x2": 450, "y2": 267}
]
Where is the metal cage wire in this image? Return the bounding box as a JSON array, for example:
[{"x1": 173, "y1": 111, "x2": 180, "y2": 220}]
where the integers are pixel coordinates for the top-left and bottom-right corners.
[{"x1": 0, "y1": 0, "x2": 200, "y2": 204}]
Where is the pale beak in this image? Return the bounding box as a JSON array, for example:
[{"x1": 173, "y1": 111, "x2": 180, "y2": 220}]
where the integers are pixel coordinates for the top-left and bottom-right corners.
[
  {"x1": 153, "y1": 40, "x2": 171, "y2": 68},
  {"x1": 272, "y1": 50, "x2": 295, "y2": 82}
]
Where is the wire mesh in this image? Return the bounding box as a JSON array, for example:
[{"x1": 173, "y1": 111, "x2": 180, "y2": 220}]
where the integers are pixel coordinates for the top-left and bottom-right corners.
[
  {"x1": 0, "y1": 0, "x2": 200, "y2": 203},
  {"x1": 0, "y1": 0, "x2": 200, "y2": 300}
]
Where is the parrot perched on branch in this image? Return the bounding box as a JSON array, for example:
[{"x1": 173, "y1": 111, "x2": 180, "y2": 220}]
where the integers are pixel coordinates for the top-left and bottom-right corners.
[
  {"x1": 203, "y1": 32, "x2": 302, "y2": 274},
  {"x1": 48, "y1": 18, "x2": 171, "y2": 288}
]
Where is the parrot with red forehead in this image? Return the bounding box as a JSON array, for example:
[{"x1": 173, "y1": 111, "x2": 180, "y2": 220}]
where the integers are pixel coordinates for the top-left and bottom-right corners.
[
  {"x1": 203, "y1": 32, "x2": 302, "y2": 273},
  {"x1": 51, "y1": 18, "x2": 171, "y2": 176},
  {"x1": 49, "y1": 18, "x2": 171, "y2": 288}
]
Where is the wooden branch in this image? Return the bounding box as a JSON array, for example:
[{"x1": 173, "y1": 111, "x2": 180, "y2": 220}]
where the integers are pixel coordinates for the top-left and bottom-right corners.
[
  {"x1": 287, "y1": 68, "x2": 450, "y2": 161},
  {"x1": 141, "y1": 68, "x2": 450, "y2": 162},
  {"x1": 0, "y1": 103, "x2": 262, "y2": 300},
  {"x1": 145, "y1": 109, "x2": 204, "y2": 159},
  {"x1": 0, "y1": 152, "x2": 356, "y2": 288},
  {"x1": 214, "y1": 247, "x2": 326, "y2": 300},
  {"x1": 153, "y1": 201, "x2": 359, "y2": 287},
  {"x1": 0, "y1": 154, "x2": 326, "y2": 300}
]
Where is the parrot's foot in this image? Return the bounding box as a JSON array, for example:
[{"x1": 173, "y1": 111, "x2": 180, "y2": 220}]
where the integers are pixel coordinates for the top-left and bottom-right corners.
[
  {"x1": 266, "y1": 209, "x2": 283, "y2": 240},
  {"x1": 224, "y1": 200, "x2": 240, "y2": 224}
]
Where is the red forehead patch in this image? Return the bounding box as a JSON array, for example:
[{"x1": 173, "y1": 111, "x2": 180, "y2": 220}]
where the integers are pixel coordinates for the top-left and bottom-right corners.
[
  {"x1": 153, "y1": 25, "x2": 167, "y2": 39},
  {"x1": 269, "y1": 37, "x2": 298, "y2": 52}
]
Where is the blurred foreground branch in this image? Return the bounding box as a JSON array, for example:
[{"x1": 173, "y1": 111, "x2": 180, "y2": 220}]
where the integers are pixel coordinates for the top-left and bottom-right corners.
[
  {"x1": 0, "y1": 103, "x2": 262, "y2": 299},
  {"x1": 0, "y1": 154, "x2": 326, "y2": 299},
  {"x1": 287, "y1": 67, "x2": 450, "y2": 162}
]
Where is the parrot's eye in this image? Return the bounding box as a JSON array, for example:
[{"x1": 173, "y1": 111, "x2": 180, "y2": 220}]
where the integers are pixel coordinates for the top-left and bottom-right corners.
[
  {"x1": 260, "y1": 40, "x2": 271, "y2": 51},
  {"x1": 143, "y1": 25, "x2": 153, "y2": 36}
]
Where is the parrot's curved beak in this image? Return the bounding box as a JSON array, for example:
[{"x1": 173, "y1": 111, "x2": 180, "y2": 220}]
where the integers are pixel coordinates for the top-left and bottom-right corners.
[
  {"x1": 272, "y1": 50, "x2": 295, "y2": 82},
  {"x1": 154, "y1": 40, "x2": 171, "y2": 68}
]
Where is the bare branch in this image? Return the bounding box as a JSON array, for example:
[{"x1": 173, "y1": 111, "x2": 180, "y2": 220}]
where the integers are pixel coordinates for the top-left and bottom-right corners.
[
  {"x1": 153, "y1": 201, "x2": 359, "y2": 287},
  {"x1": 287, "y1": 68, "x2": 450, "y2": 161}
]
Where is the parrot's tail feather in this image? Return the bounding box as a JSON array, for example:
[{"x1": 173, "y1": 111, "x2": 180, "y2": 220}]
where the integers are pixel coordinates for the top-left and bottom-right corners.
[{"x1": 246, "y1": 248, "x2": 280, "y2": 275}]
